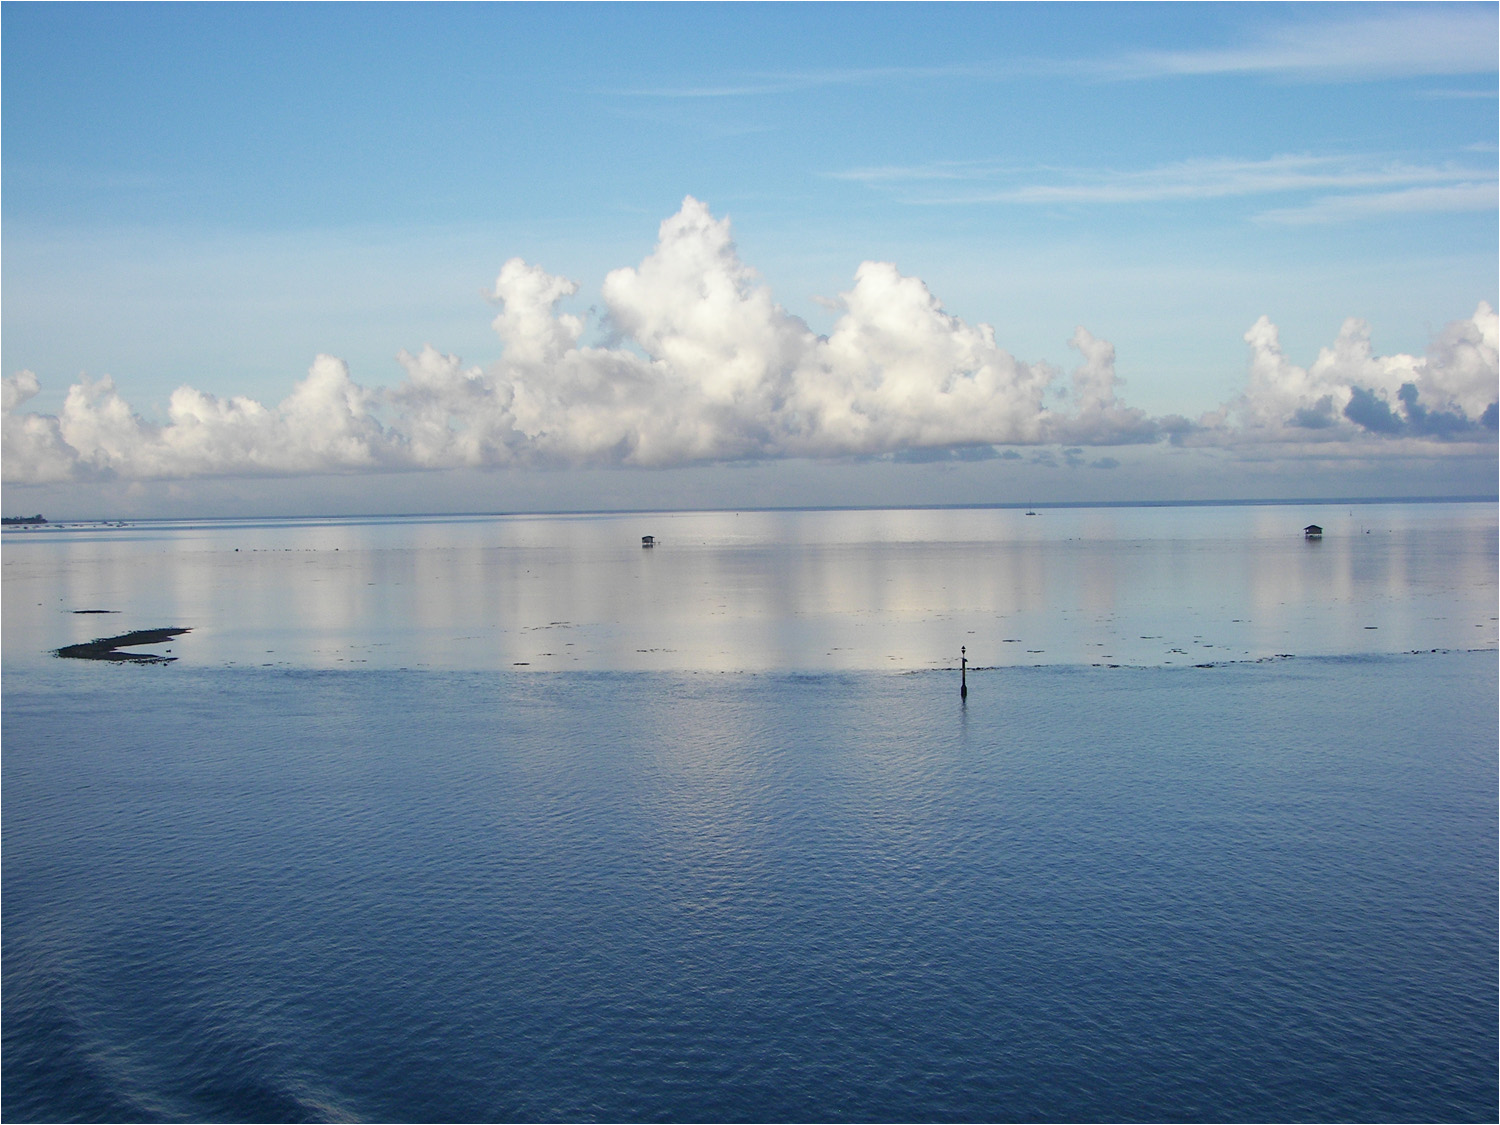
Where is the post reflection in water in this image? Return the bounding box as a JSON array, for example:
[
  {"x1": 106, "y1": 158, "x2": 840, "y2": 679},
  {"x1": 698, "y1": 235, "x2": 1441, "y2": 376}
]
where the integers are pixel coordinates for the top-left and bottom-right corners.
[{"x1": 2, "y1": 503, "x2": 1495, "y2": 673}]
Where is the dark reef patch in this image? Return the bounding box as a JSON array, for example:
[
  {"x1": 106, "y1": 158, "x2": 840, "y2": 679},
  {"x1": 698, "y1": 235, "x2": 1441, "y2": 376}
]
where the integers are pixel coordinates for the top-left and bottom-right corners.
[{"x1": 56, "y1": 628, "x2": 190, "y2": 664}]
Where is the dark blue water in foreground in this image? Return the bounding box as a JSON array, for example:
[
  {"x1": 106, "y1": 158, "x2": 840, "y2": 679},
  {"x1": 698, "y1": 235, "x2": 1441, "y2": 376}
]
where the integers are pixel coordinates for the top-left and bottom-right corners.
[{"x1": 4, "y1": 653, "x2": 1496, "y2": 1122}]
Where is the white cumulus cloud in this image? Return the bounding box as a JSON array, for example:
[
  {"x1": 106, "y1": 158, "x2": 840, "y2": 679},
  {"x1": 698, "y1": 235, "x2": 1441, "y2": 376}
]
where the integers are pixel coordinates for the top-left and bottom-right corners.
[
  {"x1": 1204, "y1": 301, "x2": 1498, "y2": 440},
  {"x1": 2, "y1": 197, "x2": 1494, "y2": 485}
]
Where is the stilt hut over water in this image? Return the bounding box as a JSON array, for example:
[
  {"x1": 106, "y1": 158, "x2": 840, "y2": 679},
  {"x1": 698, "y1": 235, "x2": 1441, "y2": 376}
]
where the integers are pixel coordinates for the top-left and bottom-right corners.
[
  {"x1": 641, "y1": 535, "x2": 656, "y2": 548},
  {"x1": 1304, "y1": 524, "x2": 1323, "y2": 539}
]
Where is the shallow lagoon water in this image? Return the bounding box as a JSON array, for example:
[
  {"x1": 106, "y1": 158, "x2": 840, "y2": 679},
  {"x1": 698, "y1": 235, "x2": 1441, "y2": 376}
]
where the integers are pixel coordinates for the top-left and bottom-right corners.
[
  {"x1": 3, "y1": 502, "x2": 1497, "y2": 1122},
  {"x1": 4, "y1": 501, "x2": 1496, "y2": 671}
]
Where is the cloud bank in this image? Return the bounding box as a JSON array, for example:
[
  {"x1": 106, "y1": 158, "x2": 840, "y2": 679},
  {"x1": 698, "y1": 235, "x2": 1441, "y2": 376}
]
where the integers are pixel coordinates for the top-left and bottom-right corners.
[
  {"x1": 1203, "y1": 302, "x2": 1498, "y2": 443},
  {"x1": 4, "y1": 197, "x2": 1495, "y2": 484}
]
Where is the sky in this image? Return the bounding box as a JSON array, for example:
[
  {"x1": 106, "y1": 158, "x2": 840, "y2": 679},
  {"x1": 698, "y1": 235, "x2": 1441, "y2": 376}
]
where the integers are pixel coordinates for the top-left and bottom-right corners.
[{"x1": 2, "y1": 1, "x2": 1496, "y2": 518}]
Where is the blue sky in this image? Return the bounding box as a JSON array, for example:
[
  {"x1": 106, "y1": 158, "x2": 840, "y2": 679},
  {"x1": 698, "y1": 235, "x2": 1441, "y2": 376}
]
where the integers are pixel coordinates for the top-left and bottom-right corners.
[{"x1": 3, "y1": 2, "x2": 1496, "y2": 516}]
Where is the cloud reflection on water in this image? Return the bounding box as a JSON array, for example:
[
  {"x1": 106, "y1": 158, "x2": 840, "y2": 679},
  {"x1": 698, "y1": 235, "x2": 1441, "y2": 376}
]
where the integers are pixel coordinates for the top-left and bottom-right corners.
[{"x1": 2, "y1": 504, "x2": 1494, "y2": 673}]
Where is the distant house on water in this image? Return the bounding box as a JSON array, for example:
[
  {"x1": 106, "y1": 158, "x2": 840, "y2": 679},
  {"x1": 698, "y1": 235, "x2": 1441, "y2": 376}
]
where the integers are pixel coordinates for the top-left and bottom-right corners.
[
  {"x1": 1304, "y1": 524, "x2": 1323, "y2": 539},
  {"x1": 641, "y1": 535, "x2": 656, "y2": 548}
]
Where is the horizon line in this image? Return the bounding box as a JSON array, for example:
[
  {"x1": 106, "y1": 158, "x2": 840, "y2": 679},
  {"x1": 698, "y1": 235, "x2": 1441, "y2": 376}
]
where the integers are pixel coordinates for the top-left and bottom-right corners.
[{"x1": 6, "y1": 494, "x2": 1495, "y2": 527}]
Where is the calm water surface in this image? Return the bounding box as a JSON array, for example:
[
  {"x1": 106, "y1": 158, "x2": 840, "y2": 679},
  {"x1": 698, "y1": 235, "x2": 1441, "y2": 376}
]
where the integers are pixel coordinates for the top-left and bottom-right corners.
[
  {"x1": 3, "y1": 502, "x2": 1496, "y2": 671},
  {"x1": 3, "y1": 502, "x2": 1496, "y2": 1122}
]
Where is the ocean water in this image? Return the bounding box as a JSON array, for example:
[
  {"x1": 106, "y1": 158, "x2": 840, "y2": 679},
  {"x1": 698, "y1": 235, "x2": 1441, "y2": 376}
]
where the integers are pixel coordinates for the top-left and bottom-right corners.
[
  {"x1": 4, "y1": 502, "x2": 1496, "y2": 672},
  {"x1": 3, "y1": 502, "x2": 1497, "y2": 1122}
]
